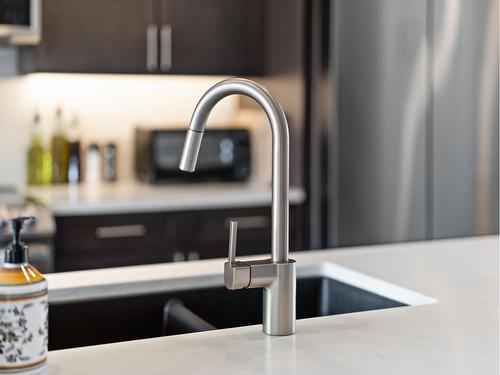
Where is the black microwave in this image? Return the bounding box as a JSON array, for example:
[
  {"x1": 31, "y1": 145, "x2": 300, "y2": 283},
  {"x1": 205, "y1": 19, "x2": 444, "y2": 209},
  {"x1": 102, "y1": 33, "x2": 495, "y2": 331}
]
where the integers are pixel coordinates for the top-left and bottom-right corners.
[
  {"x1": 135, "y1": 127, "x2": 251, "y2": 183},
  {"x1": 0, "y1": 0, "x2": 40, "y2": 45}
]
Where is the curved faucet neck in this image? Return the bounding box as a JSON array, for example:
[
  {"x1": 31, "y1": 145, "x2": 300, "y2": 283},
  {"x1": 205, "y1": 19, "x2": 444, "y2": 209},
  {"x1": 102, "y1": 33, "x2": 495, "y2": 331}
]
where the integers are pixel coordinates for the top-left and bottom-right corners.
[{"x1": 180, "y1": 78, "x2": 290, "y2": 263}]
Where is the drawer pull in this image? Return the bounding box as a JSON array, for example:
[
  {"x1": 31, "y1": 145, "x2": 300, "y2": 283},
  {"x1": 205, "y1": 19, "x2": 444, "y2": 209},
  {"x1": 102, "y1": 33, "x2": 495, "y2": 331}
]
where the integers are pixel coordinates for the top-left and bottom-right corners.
[
  {"x1": 187, "y1": 251, "x2": 200, "y2": 261},
  {"x1": 224, "y1": 216, "x2": 269, "y2": 230},
  {"x1": 173, "y1": 251, "x2": 185, "y2": 262},
  {"x1": 95, "y1": 225, "x2": 147, "y2": 239}
]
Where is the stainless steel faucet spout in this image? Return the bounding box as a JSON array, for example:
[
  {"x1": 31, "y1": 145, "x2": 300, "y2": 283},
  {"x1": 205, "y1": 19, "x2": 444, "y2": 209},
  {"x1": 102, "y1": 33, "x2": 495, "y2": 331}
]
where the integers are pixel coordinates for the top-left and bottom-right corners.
[
  {"x1": 180, "y1": 77, "x2": 289, "y2": 264},
  {"x1": 180, "y1": 78, "x2": 296, "y2": 336}
]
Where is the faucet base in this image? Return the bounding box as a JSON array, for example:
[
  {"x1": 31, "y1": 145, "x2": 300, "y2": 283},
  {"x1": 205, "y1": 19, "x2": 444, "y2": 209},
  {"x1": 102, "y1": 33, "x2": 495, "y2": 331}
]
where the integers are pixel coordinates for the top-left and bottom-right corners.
[{"x1": 263, "y1": 260, "x2": 296, "y2": 336}]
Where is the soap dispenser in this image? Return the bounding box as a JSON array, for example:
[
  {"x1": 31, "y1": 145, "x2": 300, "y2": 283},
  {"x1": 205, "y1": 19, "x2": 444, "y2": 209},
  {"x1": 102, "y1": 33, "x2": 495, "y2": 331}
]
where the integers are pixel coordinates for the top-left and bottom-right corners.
[{"x1": 0, "y1": 217, "x2": 48, "y2": 373}]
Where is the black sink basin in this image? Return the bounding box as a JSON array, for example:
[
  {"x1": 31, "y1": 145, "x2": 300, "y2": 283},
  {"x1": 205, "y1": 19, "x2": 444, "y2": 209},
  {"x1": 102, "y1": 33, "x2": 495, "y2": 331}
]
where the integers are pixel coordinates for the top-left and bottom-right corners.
[{"x1": 49, "y1": 276, "x2": 406, "y2": 350}]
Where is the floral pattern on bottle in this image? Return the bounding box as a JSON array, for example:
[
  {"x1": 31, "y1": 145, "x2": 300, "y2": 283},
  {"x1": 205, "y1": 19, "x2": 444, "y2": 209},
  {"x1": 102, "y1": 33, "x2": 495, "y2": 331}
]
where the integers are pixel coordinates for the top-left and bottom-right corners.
[{"x1": 0, "y1": 291, "x2": 48, "y2": 370}]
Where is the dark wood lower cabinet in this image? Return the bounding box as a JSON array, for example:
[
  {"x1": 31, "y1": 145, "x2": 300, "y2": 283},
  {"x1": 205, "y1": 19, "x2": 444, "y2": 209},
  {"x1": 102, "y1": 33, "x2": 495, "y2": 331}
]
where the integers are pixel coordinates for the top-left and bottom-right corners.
[{"x1": 54, "y1": 206, "x2": 305, "y2": 272}]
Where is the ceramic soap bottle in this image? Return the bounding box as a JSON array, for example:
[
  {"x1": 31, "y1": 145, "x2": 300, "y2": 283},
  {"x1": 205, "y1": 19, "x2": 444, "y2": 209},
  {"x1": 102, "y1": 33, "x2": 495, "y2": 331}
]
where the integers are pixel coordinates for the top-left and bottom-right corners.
[{"x1": 0, "y1": 217, "x2": 48, "y2": 373}]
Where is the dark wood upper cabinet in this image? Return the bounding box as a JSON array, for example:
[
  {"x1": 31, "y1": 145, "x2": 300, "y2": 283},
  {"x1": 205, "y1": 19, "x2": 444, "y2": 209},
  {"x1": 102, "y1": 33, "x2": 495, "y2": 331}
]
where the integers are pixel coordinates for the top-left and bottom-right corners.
[
  {"x1": 19, "y1": 0, "x2": 155, "y2": 74},
  {"x1": 159, "y1": 0, "x2": 264, "y2": 75},
  {"x1": 19, "y1": 0, "x2": 265, "y2": 75}
]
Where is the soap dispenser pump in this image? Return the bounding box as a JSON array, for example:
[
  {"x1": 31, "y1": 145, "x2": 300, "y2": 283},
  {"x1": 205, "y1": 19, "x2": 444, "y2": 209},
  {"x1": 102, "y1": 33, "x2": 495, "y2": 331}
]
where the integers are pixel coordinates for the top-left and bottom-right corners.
[{"x1": 0, "y1": 217, "x2": 48, "y2": 373}]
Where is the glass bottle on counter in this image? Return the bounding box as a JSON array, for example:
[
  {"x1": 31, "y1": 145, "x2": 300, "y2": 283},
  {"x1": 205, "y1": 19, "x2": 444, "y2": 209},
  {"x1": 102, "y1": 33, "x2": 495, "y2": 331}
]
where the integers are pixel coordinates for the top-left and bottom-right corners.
[
  {"x1": 26, "y1": 111, "x2": 51, "y2": 185},
  {"x1": 67, "y1": 115, "x2": 81, "y2": 185},
  {"x1": 50, "y1": 106, "x2": 70, "y2": 184},
  {"x1": 102, "y1": 142, "x2": 117, "y2": 182},
  {"x1": 85, "y1": 143, "x2": 101, "y2": 185}
]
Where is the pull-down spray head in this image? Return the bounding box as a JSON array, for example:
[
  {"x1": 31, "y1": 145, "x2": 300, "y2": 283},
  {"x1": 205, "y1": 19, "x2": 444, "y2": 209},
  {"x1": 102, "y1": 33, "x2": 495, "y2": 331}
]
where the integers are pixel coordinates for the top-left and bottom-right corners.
[{"x1": 179, "y1": 129, "x2": 203, "y2": 172}]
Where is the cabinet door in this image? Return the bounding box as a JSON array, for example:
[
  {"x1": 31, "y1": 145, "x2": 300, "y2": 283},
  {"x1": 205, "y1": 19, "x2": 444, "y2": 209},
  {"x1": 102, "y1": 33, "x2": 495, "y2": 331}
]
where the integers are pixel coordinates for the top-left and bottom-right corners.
[
  {"x1": 19, "y1": 0, "x2": 156, "y2": 73},
  {"x1": 159, "y1": 0, "x2": 264, "y2": 75}
]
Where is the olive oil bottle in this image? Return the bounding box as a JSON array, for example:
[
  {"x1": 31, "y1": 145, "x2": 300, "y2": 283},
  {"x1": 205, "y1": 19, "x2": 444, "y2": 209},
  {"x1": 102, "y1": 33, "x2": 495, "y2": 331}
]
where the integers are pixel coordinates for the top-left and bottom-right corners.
[
  {"x1": 50, "y1": 107, "x2": 70, "y2": 184},
  {"x1": 26, "y1": 112, "x2": 51, "y2": 186},
  {"x1": 0, "y1": 217, "x2": 48, "y2": 373}
]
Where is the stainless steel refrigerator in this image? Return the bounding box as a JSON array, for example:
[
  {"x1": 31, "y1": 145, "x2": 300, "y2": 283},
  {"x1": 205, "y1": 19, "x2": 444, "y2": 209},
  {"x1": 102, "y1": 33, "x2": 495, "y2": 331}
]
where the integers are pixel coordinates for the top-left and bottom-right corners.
[{"x1": 307, "y1": 0, "x2": 499, "y2": 248}]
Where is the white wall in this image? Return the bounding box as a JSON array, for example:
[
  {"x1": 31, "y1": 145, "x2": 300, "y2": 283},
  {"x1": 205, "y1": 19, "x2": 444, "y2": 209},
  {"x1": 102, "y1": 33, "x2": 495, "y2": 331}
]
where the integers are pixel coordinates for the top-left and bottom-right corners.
[
  {"x1": 0, "y1": 47, "x2": 28, "y2": 187},
  {"x1": 0, "y1": 47, "x2": 17, "y2": 75},
  {"x1": 0, "y1": 49, "x2": 272, "y2": 187}
]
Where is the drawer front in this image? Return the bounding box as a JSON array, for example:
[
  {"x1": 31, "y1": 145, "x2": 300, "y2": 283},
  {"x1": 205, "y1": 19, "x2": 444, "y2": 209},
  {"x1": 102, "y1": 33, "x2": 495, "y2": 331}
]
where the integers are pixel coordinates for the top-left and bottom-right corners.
[
  {"x1": 55, "y1": 213, "x2": 176, "y2": 252},
  {"x1": 175, "y1": 206, "x2": 304, "y2": 259},
  {"x1": 176, "y1": 207, "x2": 272, "y2": 250},
  {"x1": 54, "y1": 213, "x2": 179, "y2": 271},
  {"x1": 176, "y1": 207, "x2": 271, "y2": 243}
]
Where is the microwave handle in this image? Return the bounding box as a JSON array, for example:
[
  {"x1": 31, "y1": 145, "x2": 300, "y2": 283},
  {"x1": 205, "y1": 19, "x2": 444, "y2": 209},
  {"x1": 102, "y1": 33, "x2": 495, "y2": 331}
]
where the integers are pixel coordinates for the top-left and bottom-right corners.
[{"x1": 146, "y1": 25, "x2": 158, "y2": 72}]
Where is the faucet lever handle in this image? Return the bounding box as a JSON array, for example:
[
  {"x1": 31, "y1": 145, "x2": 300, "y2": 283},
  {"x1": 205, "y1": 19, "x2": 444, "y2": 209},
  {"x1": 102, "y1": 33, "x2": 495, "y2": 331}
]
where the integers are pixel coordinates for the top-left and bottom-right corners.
[
  {"x1": 228, "y1": 220, "x2": 238, "y2": 265},
  {"x1": 224, "y1": 220, "x2": 250, "y2": 290}
]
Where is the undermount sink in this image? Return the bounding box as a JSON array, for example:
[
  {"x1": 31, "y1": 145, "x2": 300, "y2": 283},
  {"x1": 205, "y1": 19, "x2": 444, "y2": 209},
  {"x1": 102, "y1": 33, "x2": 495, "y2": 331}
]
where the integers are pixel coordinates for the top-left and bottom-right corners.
[{"x1": 48, "y1": 262, "x2": 436, "y2": 350}]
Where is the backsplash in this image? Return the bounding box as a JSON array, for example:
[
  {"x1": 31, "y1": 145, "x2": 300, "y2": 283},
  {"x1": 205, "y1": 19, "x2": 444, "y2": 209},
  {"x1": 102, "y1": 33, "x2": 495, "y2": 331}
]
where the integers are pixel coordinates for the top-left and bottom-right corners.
[{"x1": 0, "y1": 59, "x2": 272, "y2": 186}]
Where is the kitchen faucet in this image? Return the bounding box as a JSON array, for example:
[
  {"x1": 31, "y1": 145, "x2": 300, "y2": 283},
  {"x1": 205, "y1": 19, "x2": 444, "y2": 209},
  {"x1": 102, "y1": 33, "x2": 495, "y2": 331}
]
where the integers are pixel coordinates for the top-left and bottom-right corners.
[{"x1": 179, "y1": 78, "x2": 296, "y2": 336}]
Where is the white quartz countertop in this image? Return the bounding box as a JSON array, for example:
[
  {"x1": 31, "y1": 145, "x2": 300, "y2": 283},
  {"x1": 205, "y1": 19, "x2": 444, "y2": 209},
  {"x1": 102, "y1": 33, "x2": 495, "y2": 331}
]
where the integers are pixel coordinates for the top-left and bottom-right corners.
[
  {"x1": 26, "y1": 181, "x2": 306, "y2": 216},
  {"x1": 44, "y1": 236, "x2": 499, "y2": 374}
]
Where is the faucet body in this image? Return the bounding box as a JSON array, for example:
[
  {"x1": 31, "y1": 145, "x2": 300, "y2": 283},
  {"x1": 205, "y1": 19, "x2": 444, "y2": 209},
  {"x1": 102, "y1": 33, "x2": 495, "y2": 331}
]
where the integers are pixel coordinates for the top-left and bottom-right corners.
[{"x1": 180, "y1": 78, "x2": 296, "y2": 336}]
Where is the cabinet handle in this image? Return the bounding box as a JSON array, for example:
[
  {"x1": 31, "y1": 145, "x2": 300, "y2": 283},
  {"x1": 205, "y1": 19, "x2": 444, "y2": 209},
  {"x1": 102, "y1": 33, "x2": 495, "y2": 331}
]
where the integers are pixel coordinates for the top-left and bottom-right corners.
[
  {"x1": 95, "y1": 225, "x2": 147, "y2": 239},
  {"x1": 173, "y1": 251, "x2": 185, "y2": 262},
  {"x1": 146, "y1": 25, "x2": 158, "y2": 72},
  {"x1": 160, "y1": 24, "x2": 172, "y2": 71},
  {"x1": 224, "y1": 216, "x2": 269, "y2": 230},
  {"x1": 187, "y1": 251, "x2": 200, "y2": 261}
]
